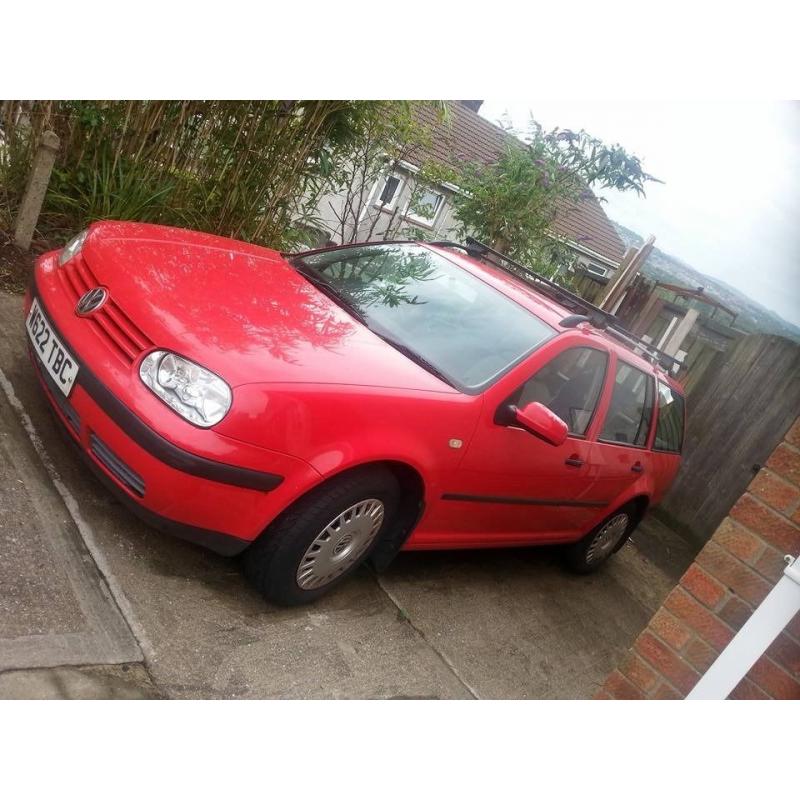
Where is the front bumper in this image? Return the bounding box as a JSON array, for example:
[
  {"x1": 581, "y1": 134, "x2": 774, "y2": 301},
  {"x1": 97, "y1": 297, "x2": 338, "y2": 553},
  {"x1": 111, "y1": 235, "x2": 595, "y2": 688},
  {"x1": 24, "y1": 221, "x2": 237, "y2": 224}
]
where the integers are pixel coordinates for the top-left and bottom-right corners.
[{"x1": 25, "y1": 275, "x2": 318, "y2": 555}]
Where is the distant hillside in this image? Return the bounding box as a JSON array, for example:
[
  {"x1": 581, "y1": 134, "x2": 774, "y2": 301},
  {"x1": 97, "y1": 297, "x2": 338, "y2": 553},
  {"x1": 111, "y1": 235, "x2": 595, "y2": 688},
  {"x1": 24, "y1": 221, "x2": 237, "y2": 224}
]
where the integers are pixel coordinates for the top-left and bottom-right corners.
[{"x1": 612, "y1": 222, "x2": 800, "y2": 342}]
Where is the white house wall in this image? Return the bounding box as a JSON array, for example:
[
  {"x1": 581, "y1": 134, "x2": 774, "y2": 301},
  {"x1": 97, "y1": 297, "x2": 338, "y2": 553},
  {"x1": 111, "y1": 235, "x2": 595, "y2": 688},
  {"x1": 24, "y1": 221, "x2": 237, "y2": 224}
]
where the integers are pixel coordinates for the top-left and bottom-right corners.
[
  {"x1": 308, "y1": 169, "x2": 619, "y2": 281},
  {"x1": 311, "y1": 167, "x2": 460, "y2": 245}
]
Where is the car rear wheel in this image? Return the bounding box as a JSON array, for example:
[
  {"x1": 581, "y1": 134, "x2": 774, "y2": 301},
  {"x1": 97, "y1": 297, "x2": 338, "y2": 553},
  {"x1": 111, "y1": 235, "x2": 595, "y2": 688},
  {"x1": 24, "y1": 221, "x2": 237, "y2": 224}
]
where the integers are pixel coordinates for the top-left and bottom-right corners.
[
  {"x1": 242, "y1": 467, "x2": 399, "y2": 606},
  {"x1": 562, "y1": 504, "x2": 638, "y2": 574}
]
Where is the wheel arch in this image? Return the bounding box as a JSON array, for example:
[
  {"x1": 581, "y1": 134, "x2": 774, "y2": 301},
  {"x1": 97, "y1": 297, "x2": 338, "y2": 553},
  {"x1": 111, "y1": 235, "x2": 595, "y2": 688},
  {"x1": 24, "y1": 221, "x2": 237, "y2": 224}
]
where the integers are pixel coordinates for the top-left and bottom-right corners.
[
  {"x1": 610, "y1": 493, "x2": 650, "y2": 553},
  {"x1": 628, "y1": 493, "x2": 650, "y2": 523},
  {"x1": 369, "y1": 460, "x2": 427, "y2": 569},
  {"x1": 306, "y1": 458, "x2": 427, "y2": 509},
  {"x1": 255, "y1": 458, "x2": 427, "y2": 569}
]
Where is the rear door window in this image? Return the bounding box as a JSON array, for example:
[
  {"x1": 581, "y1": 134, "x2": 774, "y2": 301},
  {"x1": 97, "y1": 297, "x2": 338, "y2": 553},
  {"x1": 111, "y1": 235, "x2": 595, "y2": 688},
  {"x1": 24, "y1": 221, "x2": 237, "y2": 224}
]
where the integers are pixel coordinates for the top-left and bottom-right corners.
[
  {"x1": 599, "y1": 362, "x2": 655, "y2": 447},
  {"x1": 654, "y1": 382, "x2": 685, "y2": 453},
  {"x1": 511, "y1": 347, "x2": 608, "y2": 436}
]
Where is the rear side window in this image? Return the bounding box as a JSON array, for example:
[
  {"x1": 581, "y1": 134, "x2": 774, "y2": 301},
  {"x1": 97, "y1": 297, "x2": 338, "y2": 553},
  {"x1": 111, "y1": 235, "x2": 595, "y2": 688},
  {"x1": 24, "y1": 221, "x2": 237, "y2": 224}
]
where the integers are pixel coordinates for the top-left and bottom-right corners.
[
  {"x1": 513, "y1": 347, "x2": 608, "y2": 436},
  {"x1": 654, "y1": 382, "x2": 685, "y2": 453},
  {"x1": 599, "y1": 362, "x2": 655, "y2": 447}
]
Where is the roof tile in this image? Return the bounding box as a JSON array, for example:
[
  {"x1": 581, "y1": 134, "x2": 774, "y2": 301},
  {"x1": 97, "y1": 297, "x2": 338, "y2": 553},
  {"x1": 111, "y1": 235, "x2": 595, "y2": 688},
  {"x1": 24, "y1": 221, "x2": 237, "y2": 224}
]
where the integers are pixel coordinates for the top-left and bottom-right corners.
[{"x1": 410, "y1": 102, "x2": 625, "y2": 265}]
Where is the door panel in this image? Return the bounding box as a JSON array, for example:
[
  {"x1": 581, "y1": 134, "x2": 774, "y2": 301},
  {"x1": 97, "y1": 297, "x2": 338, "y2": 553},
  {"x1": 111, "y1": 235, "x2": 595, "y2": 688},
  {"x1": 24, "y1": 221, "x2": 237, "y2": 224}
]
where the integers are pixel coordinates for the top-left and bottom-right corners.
[
  {"x1": 591, "y1": 442, "x2": 650, "y2": 508},
  {"x1": 592, "y1": 357, "x2": 656, "y2": 506},
  {"x1": 426, "y1": 341, "x2": 614, "y2": 544},
  {"x1": 436, "y1": 425, "x2": 606, "y2": 541}
]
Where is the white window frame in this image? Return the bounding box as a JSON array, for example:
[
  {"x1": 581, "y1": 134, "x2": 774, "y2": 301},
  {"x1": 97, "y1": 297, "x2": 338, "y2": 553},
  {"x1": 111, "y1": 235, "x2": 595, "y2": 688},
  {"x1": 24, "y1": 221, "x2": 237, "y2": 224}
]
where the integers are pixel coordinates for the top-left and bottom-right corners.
[
  {"x1": 372, "y1": 172, "x2": 405, "y2": 212},
  {"x1": 403, "y1": 187, "x2": 445, "y2": 228},
  {"x1": 575, "y1": 255, "x2": 608, "y2": 278}
]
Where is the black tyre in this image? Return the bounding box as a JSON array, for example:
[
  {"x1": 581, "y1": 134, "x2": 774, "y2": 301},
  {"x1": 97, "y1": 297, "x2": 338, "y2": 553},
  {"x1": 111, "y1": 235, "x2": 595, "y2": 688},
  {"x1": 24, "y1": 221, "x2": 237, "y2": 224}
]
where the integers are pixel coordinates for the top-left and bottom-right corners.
[
  {"x1": 562, "y1": 503, "x2": 639, "y2": 574},
  {"x1": 242, "y1": 466, "x2": 399, "y2": 606}
]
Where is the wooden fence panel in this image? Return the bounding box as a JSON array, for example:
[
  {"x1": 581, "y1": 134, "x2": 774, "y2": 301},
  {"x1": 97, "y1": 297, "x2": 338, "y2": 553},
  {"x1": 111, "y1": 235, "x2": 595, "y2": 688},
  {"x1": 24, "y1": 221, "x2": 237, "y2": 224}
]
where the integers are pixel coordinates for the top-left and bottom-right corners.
[{"x1": 656, "y1": 334, "x2": 800, "y2": 545}]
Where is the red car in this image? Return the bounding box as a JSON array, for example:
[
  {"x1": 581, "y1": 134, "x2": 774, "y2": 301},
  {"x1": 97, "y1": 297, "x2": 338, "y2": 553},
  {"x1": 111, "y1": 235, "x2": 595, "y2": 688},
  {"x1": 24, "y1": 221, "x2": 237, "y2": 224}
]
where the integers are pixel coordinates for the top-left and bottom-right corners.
[{"x1": 25, "y1": 222, "x2": 685, "y2": 605}]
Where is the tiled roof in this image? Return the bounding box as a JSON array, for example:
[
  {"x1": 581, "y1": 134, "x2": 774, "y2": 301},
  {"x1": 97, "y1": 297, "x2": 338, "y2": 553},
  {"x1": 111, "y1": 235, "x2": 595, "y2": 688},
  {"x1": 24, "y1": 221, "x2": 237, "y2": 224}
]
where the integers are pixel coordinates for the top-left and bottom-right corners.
[
  {"x1": 413, "y1": 102, "x2": 511, "y2": 169},
  {"x1": 410, "y1": 102, "x2": 626, "y2": 266},
  {"x1": 551, "y1": 194, "x2": 626, "y2": 265}
]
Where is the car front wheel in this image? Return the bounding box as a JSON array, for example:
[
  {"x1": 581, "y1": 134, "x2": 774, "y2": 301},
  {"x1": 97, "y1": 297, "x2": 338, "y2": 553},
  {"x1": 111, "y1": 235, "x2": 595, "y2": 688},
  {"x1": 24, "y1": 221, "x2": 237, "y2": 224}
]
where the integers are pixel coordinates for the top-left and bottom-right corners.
[
  {"x1": 242, "y1": 467, "x2": 399, "y2": 606},
  {"x1": 562, "y1": 504, "x2": 638, "y2": 574}
]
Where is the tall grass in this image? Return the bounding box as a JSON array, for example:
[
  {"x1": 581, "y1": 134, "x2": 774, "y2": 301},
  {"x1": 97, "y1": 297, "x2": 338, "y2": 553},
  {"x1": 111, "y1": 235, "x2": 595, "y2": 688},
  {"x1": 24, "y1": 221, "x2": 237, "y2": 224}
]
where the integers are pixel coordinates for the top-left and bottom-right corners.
[{"x1": 46, "y1": 141, "x2": 177, "y2": 226}]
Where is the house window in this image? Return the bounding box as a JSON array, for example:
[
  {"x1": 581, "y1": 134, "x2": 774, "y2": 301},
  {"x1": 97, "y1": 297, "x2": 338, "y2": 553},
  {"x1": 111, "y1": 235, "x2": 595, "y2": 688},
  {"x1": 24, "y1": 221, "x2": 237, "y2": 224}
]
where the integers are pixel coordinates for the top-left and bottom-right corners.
[
  {"x1": 585, "y1": 263, "x2": 607, "y2": 277},
  {"x1": 575, "y1": 256, "x2": 607, "y2": 278},
  {"x1": 375, "y1": 174, "x2": 404, "y2": 209},
  {"x1": 405, "y1": 188, "x2": 444, "y2": 226}
]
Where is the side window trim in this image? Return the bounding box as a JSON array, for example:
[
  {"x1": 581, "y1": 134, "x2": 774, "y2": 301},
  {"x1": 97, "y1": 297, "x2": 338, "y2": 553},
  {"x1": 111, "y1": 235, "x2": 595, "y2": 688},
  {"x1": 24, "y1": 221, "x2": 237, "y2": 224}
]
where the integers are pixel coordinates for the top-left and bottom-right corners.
[
  {"x1": 653, "y1": 379, "x2": 686, "y2": 454},
  {"x1": 596, "y1": 358, "x2": 656, "y2": 450},
  {"x1": 569, "y1": 347, "x2": 608, "y2": 439},
  {"x1": 498, "y1": 343, "x2": 610, "y2": 440}
]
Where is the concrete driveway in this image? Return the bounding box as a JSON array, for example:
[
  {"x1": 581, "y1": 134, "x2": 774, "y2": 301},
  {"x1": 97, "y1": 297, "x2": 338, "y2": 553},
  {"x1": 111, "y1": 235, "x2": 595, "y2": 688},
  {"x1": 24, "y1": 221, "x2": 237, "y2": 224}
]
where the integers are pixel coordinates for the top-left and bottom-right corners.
[{"x1": 0, "y1": 290, "x2": 693, "y2": 699}]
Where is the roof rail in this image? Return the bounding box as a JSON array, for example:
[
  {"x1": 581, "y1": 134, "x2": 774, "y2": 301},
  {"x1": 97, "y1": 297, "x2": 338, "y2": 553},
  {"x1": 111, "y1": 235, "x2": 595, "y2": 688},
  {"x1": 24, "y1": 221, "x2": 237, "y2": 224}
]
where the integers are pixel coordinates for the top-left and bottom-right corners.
[{"x1": 459, "y1": 237, "x2": 681, "y2": 371}]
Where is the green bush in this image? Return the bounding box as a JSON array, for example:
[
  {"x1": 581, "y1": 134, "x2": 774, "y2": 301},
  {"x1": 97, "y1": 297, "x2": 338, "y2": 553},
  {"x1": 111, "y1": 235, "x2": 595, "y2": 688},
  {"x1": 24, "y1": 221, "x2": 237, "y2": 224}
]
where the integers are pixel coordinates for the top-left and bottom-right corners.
[{"x1": 1, "y1": 100, "x2": 388, "y2": 248}]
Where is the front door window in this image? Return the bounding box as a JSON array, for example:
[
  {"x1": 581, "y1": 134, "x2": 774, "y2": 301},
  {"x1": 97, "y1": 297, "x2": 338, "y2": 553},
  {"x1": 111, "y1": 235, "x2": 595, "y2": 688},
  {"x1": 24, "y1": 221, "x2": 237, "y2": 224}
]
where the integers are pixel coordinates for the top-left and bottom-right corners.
[{"x1": 509, "y1": 346, "x2": 608, "y2": 435}]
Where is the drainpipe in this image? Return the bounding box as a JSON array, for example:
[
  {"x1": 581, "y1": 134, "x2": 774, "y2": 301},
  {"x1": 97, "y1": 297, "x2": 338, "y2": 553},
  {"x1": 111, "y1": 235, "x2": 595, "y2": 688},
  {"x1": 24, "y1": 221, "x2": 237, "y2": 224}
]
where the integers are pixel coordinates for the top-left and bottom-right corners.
[{"x1": 687, "y1": 553, "x2": 800, "y2": 699}]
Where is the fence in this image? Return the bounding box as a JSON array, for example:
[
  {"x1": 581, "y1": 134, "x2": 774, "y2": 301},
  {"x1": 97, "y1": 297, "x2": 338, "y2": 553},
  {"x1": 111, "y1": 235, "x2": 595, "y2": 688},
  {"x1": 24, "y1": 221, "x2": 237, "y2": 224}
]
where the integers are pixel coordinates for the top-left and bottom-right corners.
[{"x1": 656, "y1": 333, "x2": 800, "y2": 545}]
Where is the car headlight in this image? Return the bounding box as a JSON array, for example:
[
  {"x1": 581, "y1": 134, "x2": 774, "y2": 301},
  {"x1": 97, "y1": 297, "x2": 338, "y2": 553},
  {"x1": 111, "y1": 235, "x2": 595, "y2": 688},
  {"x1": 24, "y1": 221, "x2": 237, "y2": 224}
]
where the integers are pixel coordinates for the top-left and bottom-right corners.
[
  {"x1": 139, "y1": 351, "x2": 232, "y2": 428},
  {"x1": 58, "y1": 230, "x2": 88, "y2": 266}
]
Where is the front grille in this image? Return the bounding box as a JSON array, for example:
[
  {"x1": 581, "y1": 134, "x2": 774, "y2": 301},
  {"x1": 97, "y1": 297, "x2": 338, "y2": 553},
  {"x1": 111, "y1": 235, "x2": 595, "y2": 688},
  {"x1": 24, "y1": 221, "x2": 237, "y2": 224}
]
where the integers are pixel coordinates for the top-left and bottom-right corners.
[
  {"x1": 58, "y1": 256, "x2": 153, "y2": 365},
  {"x1": 90, "y1": 433, "x2": 146, "y2": 497}
]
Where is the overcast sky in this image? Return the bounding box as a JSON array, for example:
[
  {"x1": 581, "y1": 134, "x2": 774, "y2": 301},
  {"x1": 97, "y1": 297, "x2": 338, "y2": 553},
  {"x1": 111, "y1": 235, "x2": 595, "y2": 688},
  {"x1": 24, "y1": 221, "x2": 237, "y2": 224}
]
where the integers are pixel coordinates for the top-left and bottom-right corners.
[{"x1": 480, "y1": 101, "x2": 800, "y2": 326}]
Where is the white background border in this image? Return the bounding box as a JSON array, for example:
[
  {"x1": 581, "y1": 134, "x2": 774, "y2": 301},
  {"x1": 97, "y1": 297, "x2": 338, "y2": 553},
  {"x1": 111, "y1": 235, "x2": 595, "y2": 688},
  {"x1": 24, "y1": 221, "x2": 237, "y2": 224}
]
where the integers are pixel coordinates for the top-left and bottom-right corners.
[{"x1": 2, "y1": 2, "x2": 796, "y2": 795}]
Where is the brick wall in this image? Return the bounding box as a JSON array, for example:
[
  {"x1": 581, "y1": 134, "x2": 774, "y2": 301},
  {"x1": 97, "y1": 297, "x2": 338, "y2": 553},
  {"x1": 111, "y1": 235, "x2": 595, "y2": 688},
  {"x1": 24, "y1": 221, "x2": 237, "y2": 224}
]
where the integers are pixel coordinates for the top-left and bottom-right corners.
[{"x1": 597, "y1": 417, "x2": 800, "y2": 700}]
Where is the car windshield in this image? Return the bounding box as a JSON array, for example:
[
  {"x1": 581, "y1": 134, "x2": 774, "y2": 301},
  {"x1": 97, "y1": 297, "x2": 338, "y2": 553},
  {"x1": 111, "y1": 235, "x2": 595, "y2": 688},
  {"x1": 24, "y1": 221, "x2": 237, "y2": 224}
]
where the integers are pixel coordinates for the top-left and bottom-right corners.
[{"x1": 292, "y1": 243, "x2": 554, "y2": 391}]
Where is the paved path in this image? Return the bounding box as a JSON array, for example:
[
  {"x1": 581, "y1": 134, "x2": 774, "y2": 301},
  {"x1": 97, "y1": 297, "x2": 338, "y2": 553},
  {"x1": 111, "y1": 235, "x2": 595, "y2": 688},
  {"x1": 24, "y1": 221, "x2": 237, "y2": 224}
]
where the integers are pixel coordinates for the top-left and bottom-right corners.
[
  {"x1": 0, "y1": 353, "x2": 142, "y2": 673},
  {"x1": 0, "y1": 291, "x2": 692, "y2": 699}
]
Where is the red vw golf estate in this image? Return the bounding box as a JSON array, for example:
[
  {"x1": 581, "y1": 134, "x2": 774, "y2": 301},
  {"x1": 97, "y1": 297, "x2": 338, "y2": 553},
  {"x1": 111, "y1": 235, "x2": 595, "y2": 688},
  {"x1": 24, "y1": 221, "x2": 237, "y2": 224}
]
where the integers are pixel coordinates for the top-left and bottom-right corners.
[{"x1": 25, "y1": 222, "x2": 685, "y2": 605}]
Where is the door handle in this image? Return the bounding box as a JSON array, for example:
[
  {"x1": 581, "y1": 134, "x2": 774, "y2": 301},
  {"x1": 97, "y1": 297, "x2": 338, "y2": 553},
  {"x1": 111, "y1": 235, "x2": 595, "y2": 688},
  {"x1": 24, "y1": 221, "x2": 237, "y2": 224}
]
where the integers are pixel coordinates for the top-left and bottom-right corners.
[
  {"x1": 631, "y1": 462, "x2": 644, "y2": 473},
  {"x1": 565, "y1": 457, "x2": 584, "y2": 468}
]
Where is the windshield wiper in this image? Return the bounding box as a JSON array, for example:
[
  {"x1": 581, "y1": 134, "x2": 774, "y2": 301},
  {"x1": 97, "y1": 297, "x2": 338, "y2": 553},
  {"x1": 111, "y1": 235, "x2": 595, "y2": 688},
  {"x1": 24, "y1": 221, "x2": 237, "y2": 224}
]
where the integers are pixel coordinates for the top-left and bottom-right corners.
[
  {"x1": 369, "y1": 330, "x2": 456, "y2": 389},
  {"x1": 293, "y1": 264, "x2": 368, "y2": 325}
]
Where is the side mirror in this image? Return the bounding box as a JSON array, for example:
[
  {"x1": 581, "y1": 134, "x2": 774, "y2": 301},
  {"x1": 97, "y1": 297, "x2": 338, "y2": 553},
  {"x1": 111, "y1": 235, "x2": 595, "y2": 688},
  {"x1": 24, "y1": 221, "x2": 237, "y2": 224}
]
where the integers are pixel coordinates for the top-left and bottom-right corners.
[{"x1": 512, "y1": 402, "x2": 569, "y2": 447}]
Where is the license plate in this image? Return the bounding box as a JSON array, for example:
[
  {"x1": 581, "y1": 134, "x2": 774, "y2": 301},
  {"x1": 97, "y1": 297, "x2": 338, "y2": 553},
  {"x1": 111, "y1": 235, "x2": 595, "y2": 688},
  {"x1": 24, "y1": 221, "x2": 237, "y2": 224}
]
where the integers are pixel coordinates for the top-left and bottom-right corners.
[{"x1": 26, "y1": 298, "x2": 79, "y2": 396}]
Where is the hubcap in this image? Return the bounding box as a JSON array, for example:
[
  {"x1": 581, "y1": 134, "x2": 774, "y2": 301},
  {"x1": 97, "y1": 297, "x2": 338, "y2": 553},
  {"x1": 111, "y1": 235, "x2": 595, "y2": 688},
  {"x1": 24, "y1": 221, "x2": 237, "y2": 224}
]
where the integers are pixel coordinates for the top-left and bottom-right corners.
[
  {"x1": 585, "y1": 513, "x2": 629, "y2": 565},
  {"x1": 296, "y1": 499, "x2": 385, "y2": 590}
]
